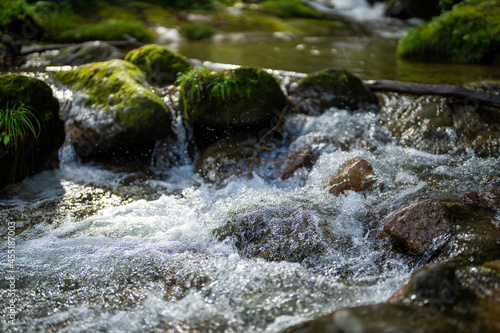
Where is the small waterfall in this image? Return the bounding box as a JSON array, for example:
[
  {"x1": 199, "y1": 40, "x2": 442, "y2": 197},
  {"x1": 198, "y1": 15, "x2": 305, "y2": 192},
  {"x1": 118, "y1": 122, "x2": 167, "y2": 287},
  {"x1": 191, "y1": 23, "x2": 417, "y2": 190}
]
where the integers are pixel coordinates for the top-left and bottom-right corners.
[{"x1": 304, "y1": 0, "x2": 387, "y2": 21}]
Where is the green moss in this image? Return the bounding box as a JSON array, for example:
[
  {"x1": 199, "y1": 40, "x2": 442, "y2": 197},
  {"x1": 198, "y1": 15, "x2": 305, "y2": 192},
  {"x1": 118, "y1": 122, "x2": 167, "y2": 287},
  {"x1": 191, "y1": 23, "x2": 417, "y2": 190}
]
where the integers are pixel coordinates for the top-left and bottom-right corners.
[
  {"x1": 397, "y1": 0, "x2": 500, "y2": 64},
  {"x1": 177, "y1": 66, "x2": 286, "y2": 127},
  {"x1": 55, "y1": 59, "x2": 170, "y2": 139},
  {"x1": 125, "y1": 44, "x2": 191, "y2": 84},
  {"x1": 0, "y1": 74, "x2": 64, "y2": 188}
]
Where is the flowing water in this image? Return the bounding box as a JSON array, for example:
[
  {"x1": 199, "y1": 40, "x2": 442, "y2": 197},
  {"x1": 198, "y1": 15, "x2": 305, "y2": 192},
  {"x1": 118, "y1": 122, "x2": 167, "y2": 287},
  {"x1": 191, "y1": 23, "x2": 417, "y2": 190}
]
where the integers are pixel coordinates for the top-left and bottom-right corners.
[{"x1": 1, "y1": 73, "x2": 500, "y2": 332}]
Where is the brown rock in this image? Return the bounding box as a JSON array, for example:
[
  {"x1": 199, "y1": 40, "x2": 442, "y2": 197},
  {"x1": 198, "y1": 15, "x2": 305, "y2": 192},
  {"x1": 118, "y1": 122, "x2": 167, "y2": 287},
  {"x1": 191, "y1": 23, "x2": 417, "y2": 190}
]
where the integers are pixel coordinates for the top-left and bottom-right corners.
[
  {"x1": 383, "y1": 199, "x2": 452, "y2": 255},
  {"x1": 326, "y1": 157, "x2": 376, "y2": 196},
  {"x1": 463, "y1": 189, "x2": 500, "y2": 210},
  {"x1": 280, "y1": 146, "x2": 317, "y2": 180}
]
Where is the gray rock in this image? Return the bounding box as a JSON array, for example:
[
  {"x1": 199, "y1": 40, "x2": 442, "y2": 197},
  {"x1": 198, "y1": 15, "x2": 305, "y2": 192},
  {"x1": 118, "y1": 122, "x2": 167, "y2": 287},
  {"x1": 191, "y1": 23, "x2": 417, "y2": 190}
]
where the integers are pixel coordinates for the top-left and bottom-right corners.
[{"x1": 50, "y1": 41, "x2": 124, "y2": 66}]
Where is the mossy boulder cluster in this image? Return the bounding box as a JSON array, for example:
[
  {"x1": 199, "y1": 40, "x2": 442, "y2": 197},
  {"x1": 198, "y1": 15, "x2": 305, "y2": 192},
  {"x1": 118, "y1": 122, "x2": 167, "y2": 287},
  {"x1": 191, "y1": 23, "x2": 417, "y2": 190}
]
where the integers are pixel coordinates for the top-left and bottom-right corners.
[
  {"x1": 0, "y1": 75, "x2": 65, "y2": 189},
  {"x1": 397, "y1": 0, "x2": 500, "y2": 64},
  {"x1": 289, "y1": 68, "x2": 379, "y2": 115},
  {"x1": 55, "y1": 59, "x2": 171, "y2": 158},
  {"x1": 125, "y1": 44, "x2": 192, "y2": 84},
  {"x1": 178, "y1": 66, "x2": 287, "y2": 128}
]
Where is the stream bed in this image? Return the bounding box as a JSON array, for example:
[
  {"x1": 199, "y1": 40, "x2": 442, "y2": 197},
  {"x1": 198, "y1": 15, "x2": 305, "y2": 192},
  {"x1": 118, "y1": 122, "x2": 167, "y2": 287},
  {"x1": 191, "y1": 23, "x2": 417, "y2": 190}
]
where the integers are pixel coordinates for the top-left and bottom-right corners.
[
  {"x1": 1, "y1": 71, "x2": 499, "y2": 331},
  {"x1": 2, "y1": 3, "x2": 500, "y2": 330}
]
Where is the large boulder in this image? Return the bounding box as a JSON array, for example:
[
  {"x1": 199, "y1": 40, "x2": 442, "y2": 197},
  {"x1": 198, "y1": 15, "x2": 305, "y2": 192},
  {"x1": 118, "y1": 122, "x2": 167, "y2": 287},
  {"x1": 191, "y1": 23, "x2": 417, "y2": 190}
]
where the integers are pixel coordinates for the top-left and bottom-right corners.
[
  {"x1": 378, "y1": 93, "x2": 500, "y2": 157},
  {"x1": 50, "y1": 41, "x2": 125, "y2": 66},
  {"x1": 178, "y1": 66, "x2": 287, "y2": 128},
  {"x1": 397, "y1": 0, "x2": 500, "y2": 64},
  {"x1": 55, "y1": 59, "x2": 171, "y2": 159},
  {"x1": 213, "y1": 202, "x2": 338, "y2": 263},
  {"x1": 125, "y1": 44, "x2": 191, "y2": 84},
  {"x1": 288, "y1": 68, "x2": 378, "y2": 115},
  {"x1": 282, "y1": 303, "x2": 466, "y2": 333},
  {"x1": 383, "y1": 199, "x2": 453, "y2": 255},
  {"x1": 0, "y1": 74, "x2": 65, "y2": 188}
]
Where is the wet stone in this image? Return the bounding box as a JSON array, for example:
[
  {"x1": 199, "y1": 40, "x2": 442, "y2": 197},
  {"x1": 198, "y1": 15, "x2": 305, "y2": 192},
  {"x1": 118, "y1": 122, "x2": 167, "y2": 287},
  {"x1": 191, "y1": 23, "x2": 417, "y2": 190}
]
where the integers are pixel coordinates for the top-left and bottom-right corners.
[
  {"x1": 213, "y1": 203, "x2": 338, "y2": 263},
  {"x1": 326, "y1": 157, "x2": 376, "y2": 196},
  {"x1": 383, "y1": 199, "x2": 452, "y2": 255}
]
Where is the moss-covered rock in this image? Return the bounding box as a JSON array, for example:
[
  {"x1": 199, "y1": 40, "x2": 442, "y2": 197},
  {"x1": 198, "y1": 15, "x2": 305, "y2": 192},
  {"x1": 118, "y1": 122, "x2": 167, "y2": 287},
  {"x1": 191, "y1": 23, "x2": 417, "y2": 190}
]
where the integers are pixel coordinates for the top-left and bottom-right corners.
[
  {"x1": 378, "y1": 93, "x2": 500, "y2": 157},
  {"x1": 0, "y1": 74, "x2": 65, "y2": 189},
  {"x1": 289, "y1": 68, "x2": 378, "y2": 115},
  {"x1": 55, "y1": 59, "x2": 171, "y2": 158},
  {"x1": 178, "y1": 66, "x2": 287, "y2": 128},
  {"x1": 50, "y1": 41, "x2": 125, "y2": 66},
  {"x1": 125, "y1": 44, "x2": 191, "y2": 84},
  {"x1": 397, "y1": 0, "x2": 500, "y2": 64}
]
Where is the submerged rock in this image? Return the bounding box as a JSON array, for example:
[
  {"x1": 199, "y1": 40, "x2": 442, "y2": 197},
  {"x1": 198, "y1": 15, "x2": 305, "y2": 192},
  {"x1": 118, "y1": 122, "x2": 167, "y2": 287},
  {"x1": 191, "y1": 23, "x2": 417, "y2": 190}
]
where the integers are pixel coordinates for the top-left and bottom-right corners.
[
  {"x1": 326, "y1": 157, "x2": 376, "y2": 196},
  {"x1": 383, "y1": 199, "x2": 453, "y2": 255},
  {"x1": 194, "y1": 136, "x2": 257, "y2": 185},
  {"x1": 50, "y1": 41, "x2": 125, "y2": 66},
  {"x1": 125, "y1": 44, "x2": 191, "y2": 84},
  {"x1": 178, "y1": 66, "x2": 287, "y2": 128},
  {"x1": 55, "y1": 59, "x2": 171, "y2": 159},
  {"x1": 213, "y1": 203, "x2": 337, "y2": 263},
  {"x1": 289, "y1": 68, "x2": 378, "y2": 115},
  {"x1": 397, "y1": 0, "x2": 500, "y2": 64},
  {"x1": 282, "y1": 303, "x2": 466, "y2": 332},
  {"x1": 0, "y1": 75, "x2": 65, "y2": 189},
  {"x1": 280, "y1": 145, "x2": 317, "y2": 180}
]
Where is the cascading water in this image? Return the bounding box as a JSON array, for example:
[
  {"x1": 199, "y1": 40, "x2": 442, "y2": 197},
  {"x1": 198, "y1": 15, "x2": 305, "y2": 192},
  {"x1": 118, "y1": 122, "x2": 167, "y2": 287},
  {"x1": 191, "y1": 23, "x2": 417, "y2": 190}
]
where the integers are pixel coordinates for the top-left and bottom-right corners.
[
  {"x1": 304, "y1": 0, "x2": 387, "y2": 21},
  {"x1": 1, "y1": 71, "x2": 499, "y2": 332}
]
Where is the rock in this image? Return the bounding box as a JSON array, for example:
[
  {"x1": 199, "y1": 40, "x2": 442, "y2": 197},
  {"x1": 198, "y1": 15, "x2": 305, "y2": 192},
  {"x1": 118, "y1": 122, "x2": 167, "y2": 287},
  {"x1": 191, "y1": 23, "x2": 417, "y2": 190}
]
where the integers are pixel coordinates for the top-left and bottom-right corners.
[
  {"x1": 401, "y1": 0, "x2": 440, "y2": 19},
  {"x1": 194, "y1": 136, "x2": 257, "y2": 185},
  {"x1": 178, "y1": 66, "x2": 287, "y2": 128},
  {"x1": 213, "y1": 203, "x2": 337, "y2": 263},
  {"x1": 280, "y1": 145, "x2": 317, "y2": 180},
  {"x1": 50, "y1": 41, "x2": 125, "y2": 66},
  {"x1": 281, "y1": 303, "x2": 466, "y2": 333},
  {"x1": 397, "y1": 1, "x2": 500, "y2": 64},
  {"x1": 463, "y1": 189, "x2": 500, "y2": 210},
  {"x1": 388, "y1": 252, "x2": 500, "y2": 332},
  {"x1": 0, "y1": 75, "x2": 65, "y2": 188},
  {"x1": 289, "y1": 68, "x2": 378, "y2": 115},
  {"x1": 125, "y1": 44, "x2": 191, "y2": 84},
  {"x1": 378, "y1": 93, "x2": 500, "y2": 157},
  {"x1": 383, "y1": 199, "x2": 453, "y2": 255},
  {"x1": 0, "y1": 34, "x2": 21, "y2": 69},
  {"x1": 55, "y1": 59, "x2": 171, "y2": 159},
  {"x1": 326, "y1": 157, "x2": 376, "y2": 196}
]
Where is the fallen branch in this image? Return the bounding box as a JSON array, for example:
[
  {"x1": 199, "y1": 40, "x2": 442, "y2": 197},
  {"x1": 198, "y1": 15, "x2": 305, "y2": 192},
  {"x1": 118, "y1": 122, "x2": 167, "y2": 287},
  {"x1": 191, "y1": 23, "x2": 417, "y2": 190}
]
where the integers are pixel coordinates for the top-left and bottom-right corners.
[
  {"x1": 365, "y1": 80, "x2": 500, "y2": 108},
  {"x1": 20, "y1": 34, "x2": 145, "y2": 56}
]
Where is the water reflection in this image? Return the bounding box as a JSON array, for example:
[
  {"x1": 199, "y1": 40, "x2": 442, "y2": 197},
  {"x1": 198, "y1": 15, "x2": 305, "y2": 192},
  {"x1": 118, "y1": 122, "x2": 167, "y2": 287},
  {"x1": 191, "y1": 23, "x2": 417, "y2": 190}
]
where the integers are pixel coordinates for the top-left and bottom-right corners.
[{"x1": 172, "y1": 35, "x2": 500, "y2": 84}]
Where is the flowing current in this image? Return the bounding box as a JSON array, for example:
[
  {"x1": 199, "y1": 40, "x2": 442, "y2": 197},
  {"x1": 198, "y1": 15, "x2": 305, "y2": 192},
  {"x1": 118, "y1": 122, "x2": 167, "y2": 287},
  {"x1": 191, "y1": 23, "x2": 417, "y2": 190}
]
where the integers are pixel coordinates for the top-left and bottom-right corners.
[{"x1": 1, "y1": 75, "x2": 499, "y2": 333}]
